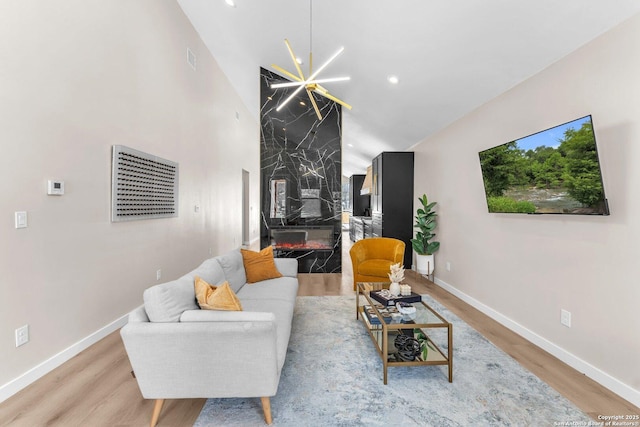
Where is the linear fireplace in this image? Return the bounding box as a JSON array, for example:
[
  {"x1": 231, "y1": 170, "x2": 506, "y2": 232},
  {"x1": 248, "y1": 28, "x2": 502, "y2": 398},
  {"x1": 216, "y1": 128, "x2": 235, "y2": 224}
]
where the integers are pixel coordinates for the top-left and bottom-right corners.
[
  {"x1": 267, "y1": 225, "x2": 340, "y2": 273},
  {"x1": 270, "y1": 226, "x2": 334, "y2": 251}
]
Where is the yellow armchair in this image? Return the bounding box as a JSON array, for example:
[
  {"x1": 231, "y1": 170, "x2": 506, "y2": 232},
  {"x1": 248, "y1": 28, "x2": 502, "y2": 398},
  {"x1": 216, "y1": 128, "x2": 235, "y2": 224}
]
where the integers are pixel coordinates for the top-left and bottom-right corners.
[{"x1": 349, "y1": 237, "x2": 406, "y2": 290}]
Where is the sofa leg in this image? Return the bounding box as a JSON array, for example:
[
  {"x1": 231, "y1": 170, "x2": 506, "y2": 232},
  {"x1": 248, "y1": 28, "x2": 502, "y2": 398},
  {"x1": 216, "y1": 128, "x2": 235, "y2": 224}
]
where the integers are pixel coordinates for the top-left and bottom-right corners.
[
  {"x1": 260, "y1": 396, "x2": 272, "y2": 425},
  {"x1": 150, "y1": 399, "x2": 164, "y2": 427}
]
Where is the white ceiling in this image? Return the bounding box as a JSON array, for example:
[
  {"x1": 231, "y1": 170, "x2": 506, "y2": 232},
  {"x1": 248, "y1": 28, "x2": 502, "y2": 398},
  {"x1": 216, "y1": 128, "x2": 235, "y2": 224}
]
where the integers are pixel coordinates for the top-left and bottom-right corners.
[{"x1": 177, "y1": 0, "x2": 640, "y2": 177}]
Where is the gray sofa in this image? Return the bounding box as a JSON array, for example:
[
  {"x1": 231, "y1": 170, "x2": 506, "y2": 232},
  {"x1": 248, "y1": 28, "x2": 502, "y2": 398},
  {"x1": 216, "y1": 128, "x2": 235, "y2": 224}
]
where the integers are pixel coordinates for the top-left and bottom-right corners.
[{"x1": 120, "y1": 249, "x2": 299, "y2": 426}]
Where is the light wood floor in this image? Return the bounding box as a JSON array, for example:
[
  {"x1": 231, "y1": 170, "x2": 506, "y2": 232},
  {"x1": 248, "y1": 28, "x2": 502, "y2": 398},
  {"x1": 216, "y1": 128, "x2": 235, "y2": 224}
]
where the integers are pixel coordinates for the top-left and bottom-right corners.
[{"x1": 0, "y1": 232, "x2": 637, "y2": 426}]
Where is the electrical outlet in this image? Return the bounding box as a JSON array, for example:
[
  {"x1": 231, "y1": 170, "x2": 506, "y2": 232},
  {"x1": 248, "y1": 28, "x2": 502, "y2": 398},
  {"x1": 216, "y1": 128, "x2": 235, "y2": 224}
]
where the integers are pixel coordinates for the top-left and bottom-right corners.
[
  {"x1": 209, "y1": 247, "x2": 212, "y2": 256},
  {"x1": 156, "y1": 269, "x2": 162, "y2": 281},
  {"x1": 561, "y1": 309, "x2": 572, "y2": 327},
  {"x1": 15, "y1": 325, "x2": 29, "y2": 347},
  {"x1": 446, "y1": 261, "x2": 451, "y2": 272}
]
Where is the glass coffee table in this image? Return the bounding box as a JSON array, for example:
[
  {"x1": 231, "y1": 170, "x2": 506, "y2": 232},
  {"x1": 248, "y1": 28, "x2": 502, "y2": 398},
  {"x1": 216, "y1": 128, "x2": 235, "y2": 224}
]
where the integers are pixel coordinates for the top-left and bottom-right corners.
[{"x1": 356, "y1": 282, "x2": 453, "y2": 384}]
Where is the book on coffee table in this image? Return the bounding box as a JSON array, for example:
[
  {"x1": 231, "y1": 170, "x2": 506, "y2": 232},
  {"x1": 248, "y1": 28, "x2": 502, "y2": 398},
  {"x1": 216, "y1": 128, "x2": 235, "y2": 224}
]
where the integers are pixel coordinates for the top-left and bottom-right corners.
[
  {"x1": 363, "y1": 304, "x2": 391, "y2": 325},
  {"x1": 370, "y1": 290, "x2": 422, "y2": 307}
]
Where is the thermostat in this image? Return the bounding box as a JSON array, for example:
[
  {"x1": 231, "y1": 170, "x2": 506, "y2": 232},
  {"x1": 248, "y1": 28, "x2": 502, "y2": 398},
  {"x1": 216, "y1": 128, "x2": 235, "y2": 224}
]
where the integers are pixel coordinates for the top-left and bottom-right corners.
[{"x1": 47, "y1": 180, "x2": 65, "y2": 195}]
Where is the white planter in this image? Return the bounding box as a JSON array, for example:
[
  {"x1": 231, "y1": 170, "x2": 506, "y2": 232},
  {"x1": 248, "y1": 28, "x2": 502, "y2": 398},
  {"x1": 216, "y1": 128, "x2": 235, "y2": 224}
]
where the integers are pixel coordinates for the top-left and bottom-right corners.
[{"x1": 416, "y1": 254, "x2": 435, "y2": 275}]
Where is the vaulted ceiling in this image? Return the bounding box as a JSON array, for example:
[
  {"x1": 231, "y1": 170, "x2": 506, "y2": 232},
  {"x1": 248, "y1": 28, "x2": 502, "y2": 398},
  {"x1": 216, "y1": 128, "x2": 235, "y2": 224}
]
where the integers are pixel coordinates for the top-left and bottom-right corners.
[{"x1": 177, "y1": 0, "x2": 640, "y2": 176}]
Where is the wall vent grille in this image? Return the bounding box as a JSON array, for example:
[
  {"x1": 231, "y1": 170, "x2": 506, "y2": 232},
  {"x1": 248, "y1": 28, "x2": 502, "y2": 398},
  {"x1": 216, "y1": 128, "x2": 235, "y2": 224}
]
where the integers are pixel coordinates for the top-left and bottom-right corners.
[{"x1": 111, "y1": 145, "x2": 179, "y2": 222}]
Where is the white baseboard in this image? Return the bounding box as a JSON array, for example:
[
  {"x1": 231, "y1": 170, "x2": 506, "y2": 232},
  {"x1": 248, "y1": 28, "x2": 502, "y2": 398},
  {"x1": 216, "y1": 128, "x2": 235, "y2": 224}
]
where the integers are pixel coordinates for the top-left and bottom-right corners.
[
  {"x1": 0, "y1": 311, "x2": 131, "y2": 404},
  {"x1": 433, "y1": 276, "x2": 640, "y2": 409}
]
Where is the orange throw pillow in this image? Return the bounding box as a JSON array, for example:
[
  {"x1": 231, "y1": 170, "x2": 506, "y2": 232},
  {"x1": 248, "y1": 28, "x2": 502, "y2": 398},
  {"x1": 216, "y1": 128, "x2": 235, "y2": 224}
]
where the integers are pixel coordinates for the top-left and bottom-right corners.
[
  {"x1": 240, "y1": 246, "x2": 283, "y2": 283},
  {"x1": 194, "y1": 277, "x2": 242, "y2": 311}
]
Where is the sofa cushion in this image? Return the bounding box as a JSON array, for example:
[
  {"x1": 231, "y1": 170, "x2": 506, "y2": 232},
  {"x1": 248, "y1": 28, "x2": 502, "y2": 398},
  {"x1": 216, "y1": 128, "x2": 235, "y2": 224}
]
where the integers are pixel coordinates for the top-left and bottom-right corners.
[
  {"x1": 358, "y1": 259, "x2": 394, "y2": 278},
  {"x1": 236, "y1": 276, "x2": 298, "y2": 304},
  {"x1": 241, "y1": 246, "x2": 283, "y2": 283},
  {"x1": 215, "y1": 249, "x2": 247, "y2": 293},
  {"x1": 183, "y1": 258, "x2": 226, "y2": 286},
  {"x1": 143, "y1": 276, "x2": 198, "y2": 322},
  {"x1": 194, "y1": 278, "x2": 243, "y2": 311},
  {"x1": 180, "y1": 309, "x2": 275, "y2": 323}
]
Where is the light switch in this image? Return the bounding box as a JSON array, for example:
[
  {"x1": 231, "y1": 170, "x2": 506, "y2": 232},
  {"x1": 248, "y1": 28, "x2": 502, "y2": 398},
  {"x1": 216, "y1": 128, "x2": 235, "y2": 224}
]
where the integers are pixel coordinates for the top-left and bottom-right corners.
[{"x1": 15, "y1": 211, "x2": 27, "y2": 229}]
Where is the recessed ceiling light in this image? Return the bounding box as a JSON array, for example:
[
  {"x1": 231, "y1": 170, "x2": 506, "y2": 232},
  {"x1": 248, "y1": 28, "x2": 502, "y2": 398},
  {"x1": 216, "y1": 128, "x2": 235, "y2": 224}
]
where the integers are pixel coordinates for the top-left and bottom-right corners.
[
  {"x1": 224, "y1": 0, "x2": 236, "y2": 7},
  {"x1": 296, "y1": 57, "x2": 303, "y2": 65},
  {"x1": 387, "y1": 75, "x2": 399, "y2": 84},
  {"x1": 299, "y1": 101, "x2": 306, "y2": 106},
  {"x1": 347, "y1": 143, "x2": 353, "y2": 147}
]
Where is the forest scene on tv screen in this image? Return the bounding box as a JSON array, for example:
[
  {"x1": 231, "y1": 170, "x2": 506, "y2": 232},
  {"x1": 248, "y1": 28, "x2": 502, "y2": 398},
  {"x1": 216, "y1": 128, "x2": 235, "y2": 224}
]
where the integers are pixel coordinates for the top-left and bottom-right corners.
[{"x1": 479, "y1": 116, "x2": 609, "y2": 215}]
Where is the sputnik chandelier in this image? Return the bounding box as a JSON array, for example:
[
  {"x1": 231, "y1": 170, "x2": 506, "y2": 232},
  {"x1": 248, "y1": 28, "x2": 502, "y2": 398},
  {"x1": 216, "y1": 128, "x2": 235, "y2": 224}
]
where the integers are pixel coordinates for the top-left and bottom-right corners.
[{"x1": 270, "y1": 0, "x2": 352, "y2": 120}]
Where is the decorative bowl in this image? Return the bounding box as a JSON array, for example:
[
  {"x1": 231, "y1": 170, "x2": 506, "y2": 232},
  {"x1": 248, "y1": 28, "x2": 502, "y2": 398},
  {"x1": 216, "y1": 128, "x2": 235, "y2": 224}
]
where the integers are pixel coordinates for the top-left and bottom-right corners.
[{"x1": 396, "y1": 302, "x2": 416, "y2": 321}]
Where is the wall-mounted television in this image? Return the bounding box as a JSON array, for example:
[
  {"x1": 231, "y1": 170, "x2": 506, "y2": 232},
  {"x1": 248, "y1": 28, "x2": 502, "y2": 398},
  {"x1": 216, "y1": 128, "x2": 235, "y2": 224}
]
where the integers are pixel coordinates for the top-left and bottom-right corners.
[{"x1": 478, "y1": 115, "x2": 609, "y2": 215}]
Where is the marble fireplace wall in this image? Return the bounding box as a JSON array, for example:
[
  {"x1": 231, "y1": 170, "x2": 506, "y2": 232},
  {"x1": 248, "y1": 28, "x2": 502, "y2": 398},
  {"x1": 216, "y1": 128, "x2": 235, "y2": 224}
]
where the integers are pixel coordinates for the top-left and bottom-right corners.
[{"x1": 259, "y1": 67, "x2": 342, "y2": 273}]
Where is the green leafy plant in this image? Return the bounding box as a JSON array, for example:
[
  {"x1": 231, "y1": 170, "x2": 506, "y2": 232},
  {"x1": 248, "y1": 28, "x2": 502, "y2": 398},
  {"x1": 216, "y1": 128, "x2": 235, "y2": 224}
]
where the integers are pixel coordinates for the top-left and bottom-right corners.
[
  {"x1": 413, "y1": 329, "x2": 434, "y2": 361},
  {"x1": 410, "y1": 194, "x2": 440, "y2": 255}
]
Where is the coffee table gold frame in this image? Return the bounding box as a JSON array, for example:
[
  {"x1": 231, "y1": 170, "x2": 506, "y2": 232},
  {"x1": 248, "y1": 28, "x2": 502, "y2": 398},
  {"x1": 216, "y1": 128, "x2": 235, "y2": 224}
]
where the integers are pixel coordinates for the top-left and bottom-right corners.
[{"x1": 356, "y1": 282, "x2": 453, "y2": 384}]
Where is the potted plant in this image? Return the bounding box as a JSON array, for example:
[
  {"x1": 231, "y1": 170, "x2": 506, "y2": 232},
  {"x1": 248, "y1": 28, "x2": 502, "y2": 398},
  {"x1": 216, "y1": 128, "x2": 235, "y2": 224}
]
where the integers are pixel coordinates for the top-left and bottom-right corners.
[{"x1": 410, "y1": 194, "x2": 440, "y2": 275}]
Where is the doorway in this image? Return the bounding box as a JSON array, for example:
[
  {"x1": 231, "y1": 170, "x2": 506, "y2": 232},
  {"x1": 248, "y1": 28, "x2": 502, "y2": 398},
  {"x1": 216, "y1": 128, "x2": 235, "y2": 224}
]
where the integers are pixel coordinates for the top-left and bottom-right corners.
[{"x1": 242, "y1": 169, "x2": 250, "y2": 246}]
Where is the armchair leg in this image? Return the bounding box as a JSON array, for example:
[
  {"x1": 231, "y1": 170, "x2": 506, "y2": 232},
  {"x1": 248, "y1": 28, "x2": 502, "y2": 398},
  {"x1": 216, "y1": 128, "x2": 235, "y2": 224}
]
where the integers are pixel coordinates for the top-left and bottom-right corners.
[
  {"x1": 150, "y1": 399, "x2": 165, "y2": 427},
  {"x1": 260, "y1": 396, "x2": 272, "y2": 425}
]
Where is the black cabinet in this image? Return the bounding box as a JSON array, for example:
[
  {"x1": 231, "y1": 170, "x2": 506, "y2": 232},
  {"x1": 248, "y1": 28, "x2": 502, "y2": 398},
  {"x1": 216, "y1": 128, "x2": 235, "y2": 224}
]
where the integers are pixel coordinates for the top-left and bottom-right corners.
[
  {"x1": 349, "y1": 174, "x2": 370, "y2": 216},
  {"x1": 370, "y1": 152, "x2": 414, "y2": 268}
]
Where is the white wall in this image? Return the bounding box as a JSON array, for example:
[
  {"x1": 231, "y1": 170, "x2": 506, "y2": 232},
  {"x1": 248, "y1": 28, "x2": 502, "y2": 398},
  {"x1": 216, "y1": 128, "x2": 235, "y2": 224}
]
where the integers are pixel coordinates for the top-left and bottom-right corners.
[
  {"x1": 0, "y1": 1, "x2": 259, "y2": 392},
  {"x1": 414, "y1": 13, "x2": 640, "y2": 405}
]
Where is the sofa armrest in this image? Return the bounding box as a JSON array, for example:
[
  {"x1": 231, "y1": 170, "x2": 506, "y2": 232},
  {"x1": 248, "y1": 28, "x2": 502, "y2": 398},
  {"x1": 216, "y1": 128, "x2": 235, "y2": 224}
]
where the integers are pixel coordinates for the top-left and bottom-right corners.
[
  {"x1": 273, "y1": 258, "x2": 298, "y2": 278},
  {"x1": 350, "y1": 242, "x2": 367, "y2": 264},
  {"x1": 120, "y1": 319, "x2": 280, "y2": 399},
  {"x1": 129, "y1": 306, "x2": 149, "y2": 322}
]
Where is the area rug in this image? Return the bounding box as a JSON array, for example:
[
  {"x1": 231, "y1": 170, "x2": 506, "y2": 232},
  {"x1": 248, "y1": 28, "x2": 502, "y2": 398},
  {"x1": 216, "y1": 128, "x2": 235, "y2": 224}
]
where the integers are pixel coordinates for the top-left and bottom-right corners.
[{"x1": 194, "y1": 295, "x2": 591, "y2": 426}]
